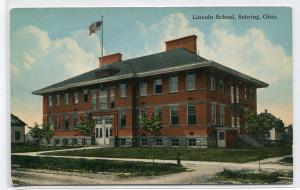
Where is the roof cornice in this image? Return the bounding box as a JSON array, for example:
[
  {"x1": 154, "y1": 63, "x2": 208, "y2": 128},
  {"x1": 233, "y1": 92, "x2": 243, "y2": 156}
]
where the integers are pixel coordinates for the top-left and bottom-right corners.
[{"x1": 33, "y1": 60, "x2": 268, "y2": 95}]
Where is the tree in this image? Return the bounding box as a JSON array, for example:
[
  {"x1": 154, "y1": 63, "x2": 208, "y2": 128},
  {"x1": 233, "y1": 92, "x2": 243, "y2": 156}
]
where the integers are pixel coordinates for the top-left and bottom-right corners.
[
  {"x1": 28, "y1": 123, "x2": 43, "y2": 145},
  {"x1": 138, "y1": 111, "x2": 163, "y2": 163},
  {"x1": 77, "y1": 115, "x2": 95, "y2": 147},
  {"x1": 245, "y1": 111, "x2": 284, "y2": 144},
  {"x1": 41, "y1": 123, "x2": 54, "y2": 145}
]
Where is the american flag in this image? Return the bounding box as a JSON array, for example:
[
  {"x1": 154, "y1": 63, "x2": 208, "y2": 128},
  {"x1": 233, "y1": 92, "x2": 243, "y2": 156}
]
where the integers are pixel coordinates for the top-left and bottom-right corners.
[{"x1": 89, "y1": 21, "x2": 102, "y2": 36}]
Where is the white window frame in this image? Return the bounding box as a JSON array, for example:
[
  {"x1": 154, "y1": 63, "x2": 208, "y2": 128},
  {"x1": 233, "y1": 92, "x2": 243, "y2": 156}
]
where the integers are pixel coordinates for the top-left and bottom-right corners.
[
  {"x1": 170, "y1": 106, "x2": 179, "y2": 126},
  {"x1": 210, "y1": 77, "x2": 215, "y2": 91},
  {"x1": 244, "y1": 86, "x2": 247, "y2": 99},
  {"x1": 99, "y1": 87, "x2": 107, "y2": 110},
  {"x1": 64, "y1": 93, "x2": 69, "y2": 105},
  {"x1": 139, "y1": 80, "x2": 147, "y2": 96},
  {"x1": 219, "y1": 80, "x2": 224, "y2": 92},
  {"x1": 220, "y1": 104, "x2": 225, "y2": 125},
  {"x1": 230, "y1": 85, "x2": 234, "y2": 103},
  {"x1": 211, "y1": 102, "x2": 217, "y2": 125},
  {"x1": 83, "y1": 89, "x2": 89, "y2": 103},
  {"x1": 231, "y1": 116, "x2": 235, "y2": 128},
  {"x1": 48, "y1": 95, "x2": 52, "y2": 107},
  {"x1": 120, "y1": 82, "x2": 126, "y2": 98},
  {"x1": 154, "y1": 79, "x2": 163, "y2": 94},
  {"x1": 186, "y1": 73, "x2": 196, "y2": 90},
  {"x1": 56, "y1": 94, "x2": 60, "y2": 106},
  {"x1": 169, "y1": 76, "x2": 178, "y2": 92},
  {"x1": 187, "y1": 105, "x2": 196, "y2": 125},
  {"x1": 237, "y1": 117, "x2": 240, "y2": 128},
  {"x1": 92, "y1": 91, "x2": 97, "y2": 111},
  {"x1": 74, "y1": 91, "x2": 79, "y2": 104}
]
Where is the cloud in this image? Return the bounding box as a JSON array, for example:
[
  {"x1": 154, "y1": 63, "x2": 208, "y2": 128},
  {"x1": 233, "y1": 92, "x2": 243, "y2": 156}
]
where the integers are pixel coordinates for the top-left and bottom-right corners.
[
  {"x1": 136, "y1": 13, "x2": 292, "y2": 84},
  {"x1": 11, "y1": 26, "x2": 101, "y2": 76},
  {"x1": 11, "y1": 25, "x2": 103, "y2": 126}
]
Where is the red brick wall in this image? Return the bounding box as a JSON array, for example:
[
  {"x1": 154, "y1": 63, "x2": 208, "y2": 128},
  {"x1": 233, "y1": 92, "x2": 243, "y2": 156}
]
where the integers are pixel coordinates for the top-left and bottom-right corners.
[
  {"x1": 42, "y1": 67, "x2": 258, "y2": 139},
  {"x1": 165, "y1": 35, "x2": 197, "y2": 54},
  {"x1": 99, "y1": 53, "x2": 122, "y2": 66}
]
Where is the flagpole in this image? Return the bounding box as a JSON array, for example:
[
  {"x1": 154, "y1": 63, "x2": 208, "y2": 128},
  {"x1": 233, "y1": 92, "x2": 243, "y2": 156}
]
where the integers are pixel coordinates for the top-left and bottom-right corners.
[{"x1": 101, "y1": 16, "x2": 104, "y2": 67}]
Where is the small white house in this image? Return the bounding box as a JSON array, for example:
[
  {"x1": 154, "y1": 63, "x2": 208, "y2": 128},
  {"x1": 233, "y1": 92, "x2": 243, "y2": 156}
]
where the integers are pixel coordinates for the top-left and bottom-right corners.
[{"x1": 11, "y1": 114, "x2": 26, "y2": 144}]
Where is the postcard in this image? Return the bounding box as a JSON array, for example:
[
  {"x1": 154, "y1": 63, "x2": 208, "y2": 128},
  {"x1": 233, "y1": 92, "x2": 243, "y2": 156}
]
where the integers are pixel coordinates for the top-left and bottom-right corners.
[{"x1": 10, "y1": 7, "x2": 292, "y2": 186}]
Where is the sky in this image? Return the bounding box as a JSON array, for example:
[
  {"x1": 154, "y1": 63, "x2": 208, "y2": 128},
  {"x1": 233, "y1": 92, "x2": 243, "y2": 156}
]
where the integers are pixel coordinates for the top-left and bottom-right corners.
[{"x1": 10, "y1": 7, "x2": 292, "y2": 128}]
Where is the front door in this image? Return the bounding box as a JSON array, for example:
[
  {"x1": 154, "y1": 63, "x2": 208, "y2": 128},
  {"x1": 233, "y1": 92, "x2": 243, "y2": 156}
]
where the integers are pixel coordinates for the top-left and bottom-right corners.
[
  {"x1": 217, "y1": 130, "x2": 226, "y2": 148},
  {"x1": 95, "y1": 119, "x2": 112, "y2": 145}
]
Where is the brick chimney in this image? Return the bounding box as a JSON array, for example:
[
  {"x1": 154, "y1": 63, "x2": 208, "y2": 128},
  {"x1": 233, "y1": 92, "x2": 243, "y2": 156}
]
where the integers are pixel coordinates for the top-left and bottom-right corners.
[
  {"x1": 165, "y1": 35, "x2": 197, "y2": 54},
  {"x1": 99, "y1": 53, "x2": 122, "y2": 67}
]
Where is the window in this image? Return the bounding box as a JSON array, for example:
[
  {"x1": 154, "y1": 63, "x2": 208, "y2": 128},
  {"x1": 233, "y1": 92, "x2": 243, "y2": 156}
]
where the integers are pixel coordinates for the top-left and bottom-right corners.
[
  {"x1": 100, "y1": 128, "x2": 103, "y2": 138},
  {"x1": 237, "y1": 117, "x2": 240, "y2": 128},
  {"x1": 230, "y1": 85, "x2": 234, "y2": 103},
  {"x1": 139, "y1": 108, "x2": 147, "y2": 118},
  {"x1": 73, "y1": 113, "x2": 78, "y2": 128},
  {"x1": 56, "y1": 116, "x2": 60, "y2": 129},
  {"x1": 244, "y1": 87, "x2": 247, "y2": 99},
  {"x1": 120, "y1": 138, "x2": 126, "y2": 146},
  {"x1": 99, "y1": 87, "x2": 107, "y2": 110},
  {"x1": 170, "y1": 106, "x2": 179, "y2": 125},
  {"x1": 141, "y1": 138, "x2": 148, "y2": 146},
  {"x1": 140, "y1": 80, "x2": 147, "y2": 96},
  {"x1": 119, "y1": 110, "x2": 126, "y2": 128},
  {"x1": 83, "y1": 89, "x2": 89, "y2": 103},
  {"x1": 154, "y1": 79, "x2": 162, "y2": 94},
  {"x1": 155, "y1": 138, "x2": 163, "y2": 146},
  {"x1": 64, "y1": 93, "x2": 69, "y2": 105},
  {"x1": 110, "y1": 128, "x2": 113, "y2": 136},
  {"x1": 219, "y1": 80, "x2": 224, "y2": 92},
  {"x1": 74, "y1": 91, "x2": 79, "y2": 104},
  {"x1": 154, "y1": 107, "x2": 162, "y2": 121},
  {"x1": 186, "y1": 73, "x2": 196, "y2": 90},
  {"x1": 211, "y1": 103, "x2": 217, "y2": 125},
  {"x1": 119, "y1": 82, "x2": 126, "y2": 98},
  {"x1": 106, "y1": 128, "x2": 109, "y2": 138},
  {"x1": 55, "y1": 139, "x2": 60, "y2": 145},
  {"x1": 64, "y1": 114, "x2": 69, "y2": 129},
  {"x1": 73, "y1": 138, "x2": 78, "y2": 145},
  {"x1": 63, "y1": 138, "x2": 68, "y2": 145},
  {"x1": 187, "y1": 105, "x2": 196, "y2": 125},
  {"x1": 15, "y1": 131, "x2": 21, "y2": 141},
  {"x1": 210, "y1": 77, "x2": 216, "y2": 91},
  {"x1": 110, "y1": 88, "x2": 115, "y2": 108},
  {"x1": 56, "y1": 95, "x2": 60, "y2": 106},
  {"x1": 96, "y1": 128, "x2": 99, "y2": 138},
  {"x1": 219, "y1": 132, "x2": 225, "y2": 140},
  {"x1": 231, "y1": 116, "x2": 235, "y2": 128},
  {"x1": 220, "y1": 104, "x2": 225, "y2": 125},
  {"x1": 92, "y1": 91, "x2": 97, "y2": 111},
  {"x1": 48, "y1": 95, "x2": 52, "y2": 106},
  {"x1": 169, "y1": 76, "x2": 178, "y2": 92},
  {"x1": 188, "y1": 138, "x2": 196, "y2": 146},
  {"x1": 236, "y1": 86, "x2": 239, "y2": 103},
  {"x1": 171, "y1": 138, "x2": 179, "y2": 146},
  {"x1": 47, "y1": 115, "x2": 52, "y2": 125}
]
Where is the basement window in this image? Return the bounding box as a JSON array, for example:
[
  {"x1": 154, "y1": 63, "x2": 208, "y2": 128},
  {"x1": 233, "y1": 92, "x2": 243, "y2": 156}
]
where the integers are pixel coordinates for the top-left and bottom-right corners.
[
  {"x1": 141, "y1": 138, "x2": 148, "y2": 146},
  {"x1": 188, "y1": 138, "x2": 196, "y2": 147},
  {"x1": 171, "y1": 138, "x2": 179, "y2": 147},
  {"x1": 155, "y1": 138, "x2": 163, "y2": 146}
]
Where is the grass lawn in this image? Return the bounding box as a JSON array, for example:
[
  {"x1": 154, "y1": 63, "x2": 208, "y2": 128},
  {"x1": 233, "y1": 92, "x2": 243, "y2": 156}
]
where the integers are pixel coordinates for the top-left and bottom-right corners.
[
  {"x1": 42, "y1": 144, "x2": 292, "y2": 163},
  {"x1": 212, "y1": 169, "x2": 293, "y2": 184},
  {"x1": 280, "y1": 156, "x2": 293, "y2": 164},
  {"x1": 11, "y1": 155, "x2": 186, "y2": 177},
  {"x1": 11, "y1": 144, "x2": 79, "y2": 153}
]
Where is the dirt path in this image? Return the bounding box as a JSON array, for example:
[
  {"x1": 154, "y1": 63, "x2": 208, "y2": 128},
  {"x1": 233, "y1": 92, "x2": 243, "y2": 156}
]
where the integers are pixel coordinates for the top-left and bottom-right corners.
[{"x1": 11, "y1": 148, "x2": 293, "y2": 185}]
